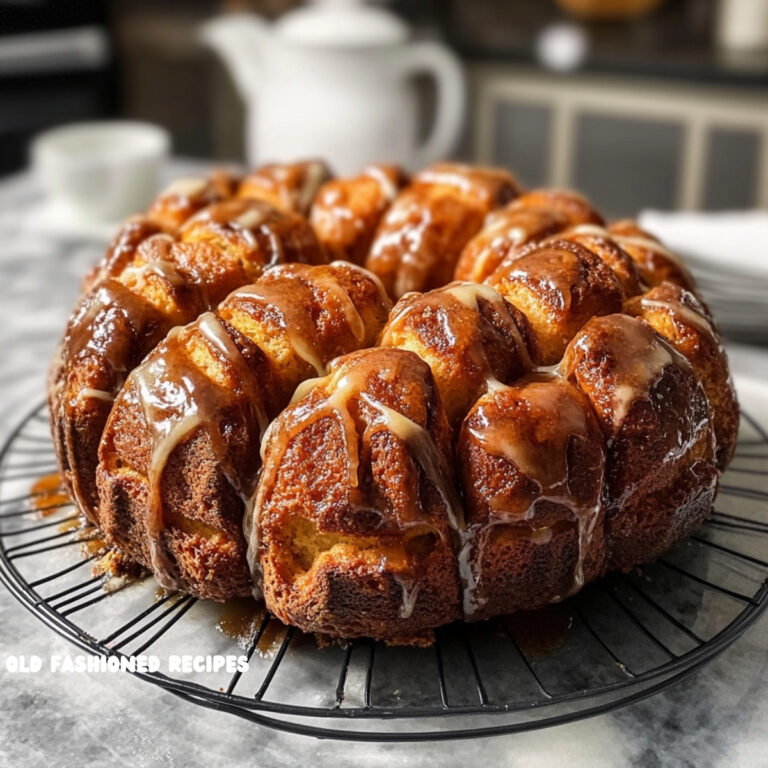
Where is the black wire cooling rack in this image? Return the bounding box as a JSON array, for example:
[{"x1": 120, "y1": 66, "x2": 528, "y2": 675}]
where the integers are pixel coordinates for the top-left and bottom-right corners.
[{"x1": 1, "y1": 384, "x2": 767, "y2": 742}]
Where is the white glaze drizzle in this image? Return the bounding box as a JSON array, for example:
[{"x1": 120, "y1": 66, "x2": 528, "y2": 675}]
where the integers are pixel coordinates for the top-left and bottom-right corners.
[
  {"x1": 311, "y1": 271, "x2": 366, "y2": 344},
  {"x1": 119, "y1": 258, "x2": 187, "y2": 289},
  {"x1": 159, "y1": 177, "x2": 208, "y2": 199},
  {"x1": 639, "y1": 297, "x2": 716, "y2": 341},
  {"x1": 330, "y1": 260, "x2": 391, "y2": 312},
  {"x1": 296, "y1": 160, "x2": 328, "y2": 213},
  {"x1": 197, "y1": 312, "x2": 268, "y2": 439},
  {"x1": 76, "y1": 388, "x2": 115, "y2": 403},
  {"x1": 363, "y1": 165, "x2": 400, "y2": 201},
  {"x1": 393, "y1": 575, "x2": 421, "y2": 619},
  {"x1": 381, "y1": 282, "x2": 532, "y2": 396},
  {"x1": 231, "y1": 284, "x2": 326, "y2": 376},
  {"x1": 248, "y1": 357, "x2": 461, "y2": 610},
  {"x1": 133, "y1": 329, "x2": 202, "y2": 590},
  {"x1": 459, "y1": 379, "x2": 604, "y2": 616}
]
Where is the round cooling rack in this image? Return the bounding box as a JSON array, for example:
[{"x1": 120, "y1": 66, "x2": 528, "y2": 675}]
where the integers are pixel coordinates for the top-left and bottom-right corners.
[{"x1": 1, "y1": 375, "x2": 767, "y2": 742}]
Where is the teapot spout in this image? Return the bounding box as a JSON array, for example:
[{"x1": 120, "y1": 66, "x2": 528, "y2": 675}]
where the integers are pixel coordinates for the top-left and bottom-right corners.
[{"x1": 200, "y1": 13, "x2": 270, "y2": 100}]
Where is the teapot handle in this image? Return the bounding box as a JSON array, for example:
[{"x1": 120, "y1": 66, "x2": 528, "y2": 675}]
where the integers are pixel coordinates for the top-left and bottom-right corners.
[{"x1": 396, "y1": 41, "x2": 465, "y2": 168}]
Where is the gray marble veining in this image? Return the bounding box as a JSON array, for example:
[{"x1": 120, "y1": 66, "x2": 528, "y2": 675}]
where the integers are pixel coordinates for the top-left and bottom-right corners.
[{"x1": 1, "y1": 166, "x2": 767, "y2": 768}]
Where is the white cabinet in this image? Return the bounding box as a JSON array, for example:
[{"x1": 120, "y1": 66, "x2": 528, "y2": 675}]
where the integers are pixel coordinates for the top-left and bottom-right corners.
[{"x1": 471, "y1": 65, "x2": 768, "y2": 216}]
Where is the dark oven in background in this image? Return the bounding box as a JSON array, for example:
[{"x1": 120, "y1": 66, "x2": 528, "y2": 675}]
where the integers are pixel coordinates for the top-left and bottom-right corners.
[{"x1": 0, "y1": 0, "x2": 117, "y2": 174}]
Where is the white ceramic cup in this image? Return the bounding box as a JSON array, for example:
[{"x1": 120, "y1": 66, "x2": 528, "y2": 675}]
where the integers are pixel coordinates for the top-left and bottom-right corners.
[
  {"x1": 31, "y1": 121, "x2": 170, "y2": 223},
  {"x1": 717, "y1": 0, "x2": 768, "y2": 50}
]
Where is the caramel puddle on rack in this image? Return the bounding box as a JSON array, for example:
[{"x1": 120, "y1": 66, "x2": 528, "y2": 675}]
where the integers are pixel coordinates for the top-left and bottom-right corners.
[
  {"x1": 77, "y1": 523, "x2": 107, "y2": 557},
  {"x1": 58, "y1": 517, "x2": 82, "y2": 534},
  {"x1": 214, "y1": 598, "x2": 296, "y2": 657},
  {"x1": 30, "y1": 472, "x2": 70, "y2": 516},
  {"x1": 30, "y1": 473, "x2": 94, "y2": 538},
  {"x1": 257, "y1": 618, "x2": 289, "y2": 657},
  {"x1": 29, "y1": 475, "x2": 143, "y2": 595},
  {"x1": 500, "y1": 603, "x2": 574, "y2": 659},
  {"x1": 216, "y1": 596, "x2": 265, "y2": 644}
]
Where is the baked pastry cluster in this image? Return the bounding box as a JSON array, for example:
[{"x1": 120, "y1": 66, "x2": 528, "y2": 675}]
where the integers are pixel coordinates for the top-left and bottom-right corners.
[{"x1": 49, "y1": 161, "x2": 738, "y2": 643}]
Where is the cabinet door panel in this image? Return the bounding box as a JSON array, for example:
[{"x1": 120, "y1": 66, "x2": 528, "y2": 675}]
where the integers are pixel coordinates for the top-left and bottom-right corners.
[
  {"x1": 492, "y1": 101, "x2": 552, "y2": 187},
  {"x1": 703, "y1": 127, "x2": 760, "y2": 211},
  {"x1": 573, "y1": 112, "x2": 683, "y2": 217}
]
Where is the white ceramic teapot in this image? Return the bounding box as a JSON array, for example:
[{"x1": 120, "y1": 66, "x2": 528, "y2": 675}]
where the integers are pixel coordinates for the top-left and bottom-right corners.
[{"x1": 202, "y1": 0, "x2": 465, "y2": 174}]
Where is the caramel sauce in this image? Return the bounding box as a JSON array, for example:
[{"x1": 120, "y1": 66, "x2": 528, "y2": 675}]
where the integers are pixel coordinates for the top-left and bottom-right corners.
[
  {"x1": 216, "y1": 597, "x2": 266, "y2": 644},
  {"x1": 81, "y1": 536, "x2": 108, "y2": 557},
  {"x1": 459, "y1": 206, "x2": 568, "y2": 282},
  {"x1": 255, "y1": 351, "x2": 459, "y2": 541},
  {"x1": 122, "y1": 263, "x2": 389, "y2": 594},
  {"x1": 240, "y1": 160, "x2": 330, "y2": 215},
  {"x1": 501, "y1": 603, "x2": 574, "y2": 659},
  {"x1": 30, "y1": 473, "x2": 70, "y2": 515},
  {"x1": 58, "y1": 517, "x2": 82, "y2": 534},
  {"x1": 256, "y1": 618, "x2": 289, "y2": 658},
  {"x1": 460, "y1": 376, "x2": 604, "y2": 615},
  {"x1": 217, "y1": 600, "x2": 309, "y2": 656}
]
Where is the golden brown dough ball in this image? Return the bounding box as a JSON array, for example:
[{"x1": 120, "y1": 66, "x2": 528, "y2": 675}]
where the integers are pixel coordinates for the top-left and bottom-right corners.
[
  {"x1": 608, "y1": 219, "x2": 696, "y2": 292},
  {"x1": 365, "y1": 164, "x2": 520, "y2": 299},
  {"x1": 561, "y1": 313, "x2": 718, "y2": 570},
  {"x1": 458, "y1": 374, "x2": 606, "y2": 619},
  {"x1": 487, "y1": 239, "x2": 624, "y2": 365},
  {"x1": 624, "y1": 281, "x2": 738, "y2": 470},
  {"x1": 310, "y1": 165, "x2": 407, "y2": 264},
  {"x1": 454, "y1": 205, "x2": 570, "y2": 283},
  {"x1": 238, "y1": 159, "x2": 331, "y2": 215},
  {"x1": 379, "y1": 282, "x2": 536, "y2": 428},
  {"x1": 256, "y1": 347, "x2": 461, "y2": 641}
]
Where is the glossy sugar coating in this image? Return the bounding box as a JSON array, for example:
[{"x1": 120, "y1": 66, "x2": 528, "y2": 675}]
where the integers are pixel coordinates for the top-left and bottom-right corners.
[{"x1": 49, "y1": 161, "x2": 738, "y2": 643}]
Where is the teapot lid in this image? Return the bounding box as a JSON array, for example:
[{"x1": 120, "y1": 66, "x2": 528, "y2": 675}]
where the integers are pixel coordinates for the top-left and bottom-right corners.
[{"x1": 275, "y1": 0, "x2": 409, "y2": 48}]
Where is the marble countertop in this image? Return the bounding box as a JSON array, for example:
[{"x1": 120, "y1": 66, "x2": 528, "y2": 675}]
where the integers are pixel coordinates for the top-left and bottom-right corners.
[{"x1": 1, "y1": 165, "x2": 767, "y2": 768}]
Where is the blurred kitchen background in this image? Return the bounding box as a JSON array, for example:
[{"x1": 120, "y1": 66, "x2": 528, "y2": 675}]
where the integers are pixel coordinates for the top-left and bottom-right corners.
[
  {"x1": 3, "y1": 0, "x2": 768, "y2": 217},
  {"x1": 1, "y1": 0, "x2": 768, "y2": 342}
]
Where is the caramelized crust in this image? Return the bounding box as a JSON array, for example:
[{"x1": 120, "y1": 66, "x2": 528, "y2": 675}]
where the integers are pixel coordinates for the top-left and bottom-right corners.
[
  {"x1": 238, "y1": 159, "x2": 331, "y2": 216},
  {"x1": 82, "y1": 217, "x2": 165, "y2": 293},
  {"x1": 50, "y1": 176, "x2": 328, "y2": 523},
  {"x1": 549, "y1": 226, "x2": 643, "y2": 298},
  {"x1": 458, "y1": 375, "x2": 606, "y2": 619},
  {"x1": 51, "y1": 237, "x2": 248, "y2": 521},
  {"x1": 624, "y1": 282, "x2": 738, "y2": 470},
  {"x1": 256, "y1": 348, "x2": 461, "y2": 641},
  {"x1": 379, "y1": 282, "x2": 536, "y2": 427},
  {"x1": 454, "y1": 206, "x2": 570, "y2": 283},
  {"x1": 96, "y1": 263, "x2": 391, "y2": 601},
  {"x1": 488, "y1": 240, "x2": 624, "y2": 365},
  {"x1": 365, "y1": 164, "x2": 520, "y2": 299},
  {"x1": 179, "y1": 198, "x2": 327, "y2": 276},
  {"x1": 50, "y1": 160, "x2": 739, "y2": 644},
  {"x1": 310, "y1": 165, "x2": 407, "y2": 264},
  {"x1": 561, "y1": 314, "x2": 717, "y2": 570},
  {"x1": 146, "y1": 171, "x2": 241, "y2": 232},
  {"x1": 512, "y1": 188, "x2": 604, "y2": 227},
  {"x1": 608, "y1": 220, "x2": 696, "y2": 291}
]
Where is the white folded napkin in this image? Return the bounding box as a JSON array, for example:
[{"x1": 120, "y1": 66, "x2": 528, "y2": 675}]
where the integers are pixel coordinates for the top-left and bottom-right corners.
[{"x1": 638, "y1": 209, "x2": 768, "y2": 279}]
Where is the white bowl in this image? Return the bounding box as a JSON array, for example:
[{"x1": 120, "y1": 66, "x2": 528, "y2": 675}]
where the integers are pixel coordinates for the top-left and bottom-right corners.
[{"x1": 31, "y1": 121, "x2": 170, "y2": 224}]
